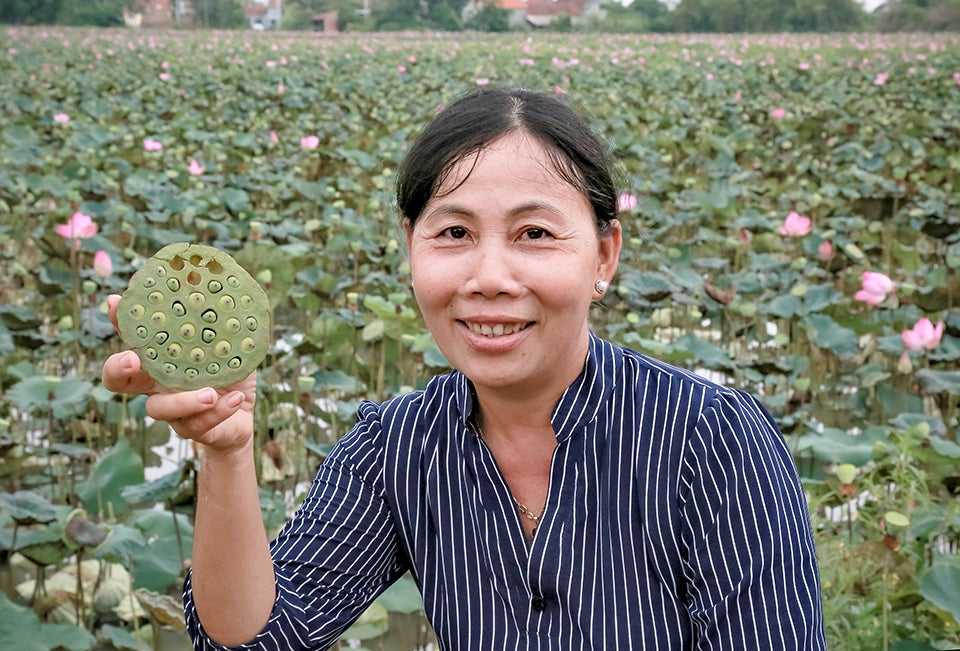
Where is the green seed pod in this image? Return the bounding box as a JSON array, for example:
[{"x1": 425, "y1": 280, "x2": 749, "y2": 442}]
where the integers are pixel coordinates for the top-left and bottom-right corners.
[{"x1": 118, "y1": 243, "x2": 271, "y2": 390}]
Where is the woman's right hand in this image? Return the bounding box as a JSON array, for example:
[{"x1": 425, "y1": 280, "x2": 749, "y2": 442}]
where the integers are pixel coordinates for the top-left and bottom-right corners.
[{"x1": 101, "y1": 294, "x2": 256, "y2": 454}]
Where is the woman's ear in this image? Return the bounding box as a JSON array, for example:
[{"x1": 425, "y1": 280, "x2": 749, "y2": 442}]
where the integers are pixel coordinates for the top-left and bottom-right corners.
[{"x1": 597, "y1": 219, "x2": 622, "y2": 282}]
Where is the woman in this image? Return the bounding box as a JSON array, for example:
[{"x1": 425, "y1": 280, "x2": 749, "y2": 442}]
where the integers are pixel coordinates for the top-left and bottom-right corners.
[{"x1": 102, "y1": 86, "x2": 825, "y2": 650}]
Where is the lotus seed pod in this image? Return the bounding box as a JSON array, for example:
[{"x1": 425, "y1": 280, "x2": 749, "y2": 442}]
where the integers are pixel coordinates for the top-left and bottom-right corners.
[{"x1": 117, "y1": 243, "x2": 271, "y2": 390}]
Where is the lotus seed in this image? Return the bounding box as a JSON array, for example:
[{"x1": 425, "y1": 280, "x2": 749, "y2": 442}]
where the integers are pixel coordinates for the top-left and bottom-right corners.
[{"x1": 118, "y1": 243, "x2": 270, "y2": 390}]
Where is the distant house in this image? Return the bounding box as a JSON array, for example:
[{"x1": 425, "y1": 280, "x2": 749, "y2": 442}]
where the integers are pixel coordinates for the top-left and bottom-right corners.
[
  {"x1": 463, "y1": 0, "x2": 604, "y2": 28},
  {"x1": 312, "y1": 11, "x2": 340, "y2": 33},
  {"x1": 128, "y1": 0, "x2": 195, "y2": 27},
  {"x1": 246, "y1": 0, "x2": 283, "y2": 29}
]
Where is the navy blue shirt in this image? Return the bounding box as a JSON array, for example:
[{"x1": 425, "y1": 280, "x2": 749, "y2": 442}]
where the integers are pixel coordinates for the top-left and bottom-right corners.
[{"x1": 184, "y1": 334, "x2": 825, "y2": 650}]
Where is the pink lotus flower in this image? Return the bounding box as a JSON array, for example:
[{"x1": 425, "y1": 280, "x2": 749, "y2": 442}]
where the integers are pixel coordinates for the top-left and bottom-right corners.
[
  {"x1": 954, "y1": 71, "x2": 960, "y2": 86},
  {"x1": 519, "y1": 58, "x2": 535, "y2": 66},
  {"x1": 188, "y1": 159, "x2": 205, "y2": 176},
  {"x1": 819, "y1": 240, "x2": 835, "y2": 261},
  {"x1": 617, "y1": 192, "x2": 638, "y2": 213},
  {"x1": 270, "y1": 131, "x2": 278, "y2": 144},
  {"x1": 56, "y1": 211, "x2": 98, "y2": 248},
  {"x1": 854, "y1": 271, "x2": 896, "y2": 306},
  {"x1": 476, "y1": 77, "x2": 490, "y2": 86},
  {"x1": 93, "y1": 250, "x2": 113, "y2": 278},
  {"x1": 770, "y1": 107, "x2": 786, "y2": 119},
  {"x1": 397, "y1": 65, "x2": 406, "y2": 73},
  {"x1": 143, "y1": 138, "x2": 163, "y2": 152},
  {"x1": 53, "y1": 113, "x2": 70, "y2": 124},
  {"x1": 266, "y1": 60, "x2": 277, "y2": 69},
  {"x1": 277, "y1": 82, "x2": 284, "y2": 94},
  {"x1": 159, "y1": 72, "x2": 171, "y2": 81},
  {"x1": 300, "y1": 135, "x2": 319, "y2": 149},
  {"x1": 874, "y1": 72, "x2": 888, "y2": 86},
  {"x1": 778, "y1": 211, "x2": 811, "y2": 237},
  {"x1": 902, "y1": 317, "x2": 943, "y2": 351}
]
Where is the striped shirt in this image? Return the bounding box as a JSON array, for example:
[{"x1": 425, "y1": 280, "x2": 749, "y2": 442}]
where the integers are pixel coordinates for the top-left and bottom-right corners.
[{"x1": 184, "y1": 334, "x2": 826, "y2": 650}]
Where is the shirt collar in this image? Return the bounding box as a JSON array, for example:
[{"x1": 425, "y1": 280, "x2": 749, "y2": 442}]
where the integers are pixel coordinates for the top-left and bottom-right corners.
[{"x1": 452, "y1": 332, "x2": 621, "y2": 442}]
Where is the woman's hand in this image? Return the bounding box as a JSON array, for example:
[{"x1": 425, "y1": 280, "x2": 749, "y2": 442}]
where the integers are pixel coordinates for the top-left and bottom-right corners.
[{"x1": 102, "y1": 294, "x2": 256, "y2": 454}]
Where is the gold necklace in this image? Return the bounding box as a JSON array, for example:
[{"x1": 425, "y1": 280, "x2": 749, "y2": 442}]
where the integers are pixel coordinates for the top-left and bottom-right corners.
[{"x1": 473, "y1": 415, "x2": 544, "y2": 531}]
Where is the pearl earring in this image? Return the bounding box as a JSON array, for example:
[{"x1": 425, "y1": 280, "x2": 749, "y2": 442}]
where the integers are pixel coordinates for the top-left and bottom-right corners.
[{"x1": 595, "y1": 279, "x2": 609, "y2": 295}]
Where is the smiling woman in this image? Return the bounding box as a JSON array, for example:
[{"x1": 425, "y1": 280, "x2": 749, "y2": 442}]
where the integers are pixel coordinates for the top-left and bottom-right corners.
[{"x1": 102, "y1": 85, "x2": 826, "y2": 651}]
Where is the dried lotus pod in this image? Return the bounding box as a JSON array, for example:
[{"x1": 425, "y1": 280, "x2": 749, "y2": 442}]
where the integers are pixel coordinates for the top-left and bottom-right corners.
[{"x1": 117, "y1": 243, "x2": 270, "y2": 390}]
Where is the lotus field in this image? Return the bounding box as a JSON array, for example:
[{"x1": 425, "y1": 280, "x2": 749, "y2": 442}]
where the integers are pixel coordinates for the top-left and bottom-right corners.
[{"x1": 2, "y1": 25, "x2": 960, "y2": 650}]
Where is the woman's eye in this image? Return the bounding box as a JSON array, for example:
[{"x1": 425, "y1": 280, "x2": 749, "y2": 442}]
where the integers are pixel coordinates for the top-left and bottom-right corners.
[
  {"x1": 524, "y1": 228, "x2": 548, "y2": 240},
  {"x1": 442, "y1": 226, "x2": 468, "y2": 239}
]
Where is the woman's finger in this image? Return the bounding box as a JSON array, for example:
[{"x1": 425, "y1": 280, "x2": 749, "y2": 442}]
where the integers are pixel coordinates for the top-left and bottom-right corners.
[
  {"x1": 102, "y1": 350, "x2": 159, "y2": 395},
  {"x1": 146, "y1": 389, "x2": 247, "y2": 442},
  {"x1": 107, "y1": 294, "x2": 121, "y2": 332}
]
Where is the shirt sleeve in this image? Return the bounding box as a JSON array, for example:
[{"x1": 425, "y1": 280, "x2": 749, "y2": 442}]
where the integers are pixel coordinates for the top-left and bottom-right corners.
[
  {"x1": 183, "y1": 400, "x2": 409, "y2": 651},
  {"x1": 677, "y1": 388, "x2": 826, "y2": 650}
]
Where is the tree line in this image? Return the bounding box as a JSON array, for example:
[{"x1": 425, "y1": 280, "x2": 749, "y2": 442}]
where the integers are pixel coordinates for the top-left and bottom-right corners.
[{"x1": 2, "y1": 0, "x2": 959, "y2": 33}]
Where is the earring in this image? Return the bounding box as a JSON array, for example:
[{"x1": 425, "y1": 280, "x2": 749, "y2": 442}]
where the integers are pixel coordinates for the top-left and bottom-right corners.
[{"x1": 595, "y1": 279, "x2": 609, "y2": 295}]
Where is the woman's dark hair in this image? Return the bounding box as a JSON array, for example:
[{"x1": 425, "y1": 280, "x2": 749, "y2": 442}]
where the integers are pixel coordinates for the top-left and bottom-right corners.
[{"x1": 396, "y1": 86, "x2": 617, "y2": 232}]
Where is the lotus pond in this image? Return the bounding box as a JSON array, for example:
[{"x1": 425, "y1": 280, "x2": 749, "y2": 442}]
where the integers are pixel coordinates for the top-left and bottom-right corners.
[{"x1": 1, "y1": 26, "x2": 960, "y2": 651}]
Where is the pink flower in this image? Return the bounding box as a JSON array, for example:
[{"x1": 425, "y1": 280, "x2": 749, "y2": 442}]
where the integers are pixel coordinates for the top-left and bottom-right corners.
[
  {"x1": 617, "y1": 193, "x2": 638, "y2": 213},
  {"x1": 954, "y1": 71, "x2": 960, "y2": 86},
  {"x1": 159, "y1": 72, "x2": 171, "y2": 81},
  {"x1": 266, "y1": 60, "x2": 276, "y2": 69},
  {"x1": 770, "y1": 108, "x2": 786, "y2": 119},
  {"x1": 277, "y1": 82, "x2": 284, "y2": 94},
  {"x1": 854, "y1": 271, "x2": 896, "y2": 306},
  {"x1": 56, "y1": 211, "x2": 98, "y2": 248},
  {"x1": 902, "y1": 317, "x2": 943, "y2": 351},
  {"x1": 300, "y1": 135, "x2": 319, "y2": 149},
  {"x1": 874, "y1": 72, "x2": 888, "y2": 86},
  {"x1": 819, "y1": 240, "x2": 835, "y2": 261},
  {"x1": 143, "y1": 138, "x2": 163, "y2": 152},
  {"x1": 476, "y1": 77, "x2": 490, "y2": 86},
  {"x1": 269, "y1": 131, "x2": 278, "y2": 144},
  {"x1": 397, "y1": 65, "x2": 406, "y2": 73},
  {"x1": 188, "y1": 159, "x2": 205, "y2": 176},
  {"x1": 778, "y1": 211, "x2": 811, "y2": 237},
  {"x1": 93, "y1": 250, "x2": 113, "y2": 278},
  {"x1": 53, "y1": 113, "x2": 70, "y2": 124},
  {"x1": 519, "y1": 58, "x2": 535, "y2": 66}
]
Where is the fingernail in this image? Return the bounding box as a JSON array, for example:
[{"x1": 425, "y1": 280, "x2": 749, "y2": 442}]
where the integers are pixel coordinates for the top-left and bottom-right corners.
[
  {"x1": 120, "y1": 351, "x2": 135, "y2": 370},
  {"x1": 225, "y1": 392, "x2": 243, "y2": 409},
  {"x1": 198, "y1": 388, "x2": 216, "y2": 405}
]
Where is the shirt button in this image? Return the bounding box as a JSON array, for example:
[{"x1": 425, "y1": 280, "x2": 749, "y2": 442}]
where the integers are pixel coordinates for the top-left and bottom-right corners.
[{"x1": 531, "y1": 596, "x2": 546, "y2": 612}]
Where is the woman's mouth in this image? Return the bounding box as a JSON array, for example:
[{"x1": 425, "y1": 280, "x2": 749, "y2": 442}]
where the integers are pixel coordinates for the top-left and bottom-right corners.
[{"x1": 462, "y1": 321, "x2": 530, "y2": 337}]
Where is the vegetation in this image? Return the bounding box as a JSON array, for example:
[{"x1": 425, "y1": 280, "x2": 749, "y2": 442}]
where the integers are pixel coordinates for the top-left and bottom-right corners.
[
  {"x1": 3, "y1": 0, "x2": 960, "y2": 32},
  {"x1": 1, "y1": 27, "x2": 960, "y2": 650}
]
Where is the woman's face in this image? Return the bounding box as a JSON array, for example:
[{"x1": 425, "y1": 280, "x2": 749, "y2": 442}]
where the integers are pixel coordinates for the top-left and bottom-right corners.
[{"x1": 406, "y1": 132, "x2": 621, "y2": 400}]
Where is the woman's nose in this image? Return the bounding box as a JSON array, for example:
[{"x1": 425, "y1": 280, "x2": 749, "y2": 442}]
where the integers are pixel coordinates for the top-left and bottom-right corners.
[{"x1": 464, "y1": 240, "x2": 521, "y2": 297}]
